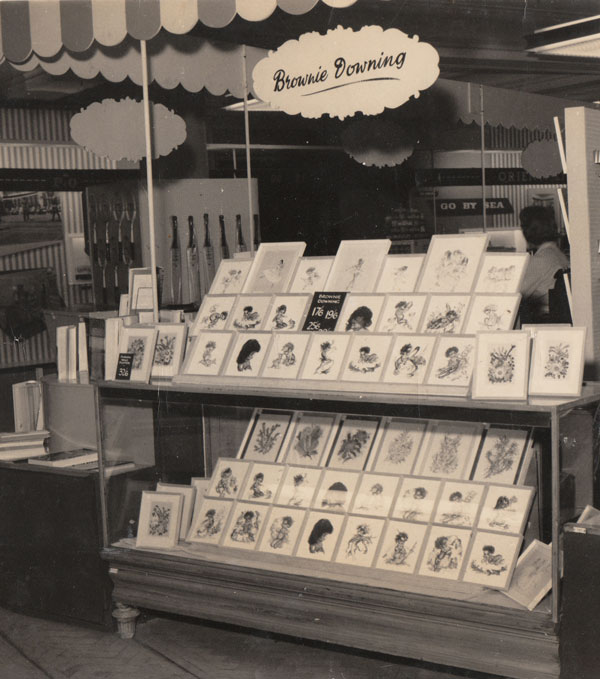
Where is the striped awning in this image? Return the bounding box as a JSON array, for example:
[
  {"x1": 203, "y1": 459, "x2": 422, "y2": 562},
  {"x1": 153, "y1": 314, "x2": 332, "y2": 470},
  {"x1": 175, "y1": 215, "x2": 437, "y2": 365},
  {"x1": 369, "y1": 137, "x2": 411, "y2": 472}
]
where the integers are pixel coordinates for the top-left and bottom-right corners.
[{"x1": 0, "y1": 0, "x2": 358, "y2": 64}]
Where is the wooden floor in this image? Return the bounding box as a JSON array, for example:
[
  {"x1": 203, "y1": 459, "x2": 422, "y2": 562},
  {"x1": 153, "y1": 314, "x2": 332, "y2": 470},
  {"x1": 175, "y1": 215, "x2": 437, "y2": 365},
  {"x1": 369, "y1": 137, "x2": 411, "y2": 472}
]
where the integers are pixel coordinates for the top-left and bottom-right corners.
[{"x1": 0, "y1": 606, "x2": 512, "y2": 679}]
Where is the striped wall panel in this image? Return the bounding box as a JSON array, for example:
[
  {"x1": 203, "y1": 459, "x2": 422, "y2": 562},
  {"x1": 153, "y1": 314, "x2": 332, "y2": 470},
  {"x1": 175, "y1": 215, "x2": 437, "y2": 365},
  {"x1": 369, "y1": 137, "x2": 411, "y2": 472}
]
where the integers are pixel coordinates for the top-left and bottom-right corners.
[
  {"x1": 0, "y1": 108, "x2": 71, "y2": 143},
  {"x1": 488, "y1": 125, "x2": 554, "y2": 150},
  {"x1": 0, "y1": 142, "x2": 115, "y2": 170}
]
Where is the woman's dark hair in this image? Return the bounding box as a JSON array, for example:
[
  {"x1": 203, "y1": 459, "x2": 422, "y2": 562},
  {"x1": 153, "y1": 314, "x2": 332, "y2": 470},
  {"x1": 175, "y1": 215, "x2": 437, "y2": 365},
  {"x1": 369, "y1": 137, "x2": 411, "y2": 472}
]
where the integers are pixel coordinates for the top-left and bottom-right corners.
[
  {"x1": 519, "y1": 206, "x2": 558, "y2": 246},
  {"x1": 346, "y1": 305, "x2": 373, "y2": 330},
  {"x1": 307, "y1": 518, "x2": 334, "y2": 546},
  {"x1": 236, "y1": 339, "x2": 260, "y2": 365}
]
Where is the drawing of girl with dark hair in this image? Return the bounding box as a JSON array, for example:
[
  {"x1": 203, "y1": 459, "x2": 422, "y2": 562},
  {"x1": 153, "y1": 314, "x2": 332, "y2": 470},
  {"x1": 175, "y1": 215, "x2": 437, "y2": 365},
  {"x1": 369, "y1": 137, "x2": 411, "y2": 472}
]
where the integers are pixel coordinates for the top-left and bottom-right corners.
[
  {"x1": 308, "y1": 518, "x2": 334, "y2": 554},
  {"x1": 272, "y1": 304, "x2": 295, "y2": 330},
  {"x1": 345, "y1": 305, "x2": 373, "y2": 332},
  {"x1": 236, "y1": 338, "x2": 261, "y2": 372},
  {"x1": 234, "y1": 305, "x2": 261, "y2": 329},
  {"x1": 314, "y1": 341, "x2": 334, "y2": 374}
]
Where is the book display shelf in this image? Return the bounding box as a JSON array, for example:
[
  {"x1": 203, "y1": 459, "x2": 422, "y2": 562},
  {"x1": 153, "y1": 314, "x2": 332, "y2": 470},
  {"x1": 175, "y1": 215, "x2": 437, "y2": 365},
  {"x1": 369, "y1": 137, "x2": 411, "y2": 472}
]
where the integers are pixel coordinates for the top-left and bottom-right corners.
[{"x1": 95, "y1": 379, "x2": 600, "y2": 679}]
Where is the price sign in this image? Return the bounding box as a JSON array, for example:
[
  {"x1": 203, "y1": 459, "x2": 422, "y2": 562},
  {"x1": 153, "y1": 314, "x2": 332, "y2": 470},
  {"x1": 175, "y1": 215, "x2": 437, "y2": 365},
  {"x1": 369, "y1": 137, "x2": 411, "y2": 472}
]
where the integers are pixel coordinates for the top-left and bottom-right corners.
[
  {"x1": 115, "y1": 353, "x2": 134, "y2": 380},
  {"x1": 302, "y1": 292, "x2": 346, "y2": 332}
]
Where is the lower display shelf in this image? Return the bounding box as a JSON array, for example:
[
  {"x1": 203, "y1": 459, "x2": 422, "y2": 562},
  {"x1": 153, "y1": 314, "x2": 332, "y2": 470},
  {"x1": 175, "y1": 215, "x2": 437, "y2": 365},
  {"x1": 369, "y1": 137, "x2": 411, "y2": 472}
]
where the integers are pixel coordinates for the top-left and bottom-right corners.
[{"x1": 103, "y1": 543, "x2": 558, "y2": 679}]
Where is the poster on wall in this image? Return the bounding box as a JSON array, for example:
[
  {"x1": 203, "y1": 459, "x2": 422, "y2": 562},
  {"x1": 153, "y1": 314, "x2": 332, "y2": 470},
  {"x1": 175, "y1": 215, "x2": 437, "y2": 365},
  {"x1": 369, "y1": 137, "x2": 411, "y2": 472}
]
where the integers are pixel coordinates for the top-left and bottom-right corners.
[{"x1": 0, "y1": 191, "x2": 63, "y2": 248}]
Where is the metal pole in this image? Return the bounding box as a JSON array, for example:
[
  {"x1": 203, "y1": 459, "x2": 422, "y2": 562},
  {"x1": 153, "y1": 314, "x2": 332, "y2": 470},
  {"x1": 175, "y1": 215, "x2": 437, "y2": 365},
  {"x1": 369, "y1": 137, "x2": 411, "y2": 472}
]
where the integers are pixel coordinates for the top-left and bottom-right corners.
[
  {"x1": 242, "y1": 45, "x2": 255, "y2": 254},
  {"x1": 480, "y1": 84, "x2": 487, "y2": 232}
]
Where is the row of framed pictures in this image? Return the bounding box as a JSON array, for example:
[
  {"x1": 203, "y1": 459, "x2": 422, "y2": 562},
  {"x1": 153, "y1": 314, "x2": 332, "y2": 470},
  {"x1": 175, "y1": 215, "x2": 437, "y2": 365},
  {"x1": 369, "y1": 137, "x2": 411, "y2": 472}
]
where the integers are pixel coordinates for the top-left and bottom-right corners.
[
  {"x1": 209, "y1": 235, "x2": 529, "y2": 297},
  {"x1": 235, "y1": 411, "x2": 533, "y2": 485},
  {"x1": 190, "y1": 291, "x2": 522, "y2": 336}
]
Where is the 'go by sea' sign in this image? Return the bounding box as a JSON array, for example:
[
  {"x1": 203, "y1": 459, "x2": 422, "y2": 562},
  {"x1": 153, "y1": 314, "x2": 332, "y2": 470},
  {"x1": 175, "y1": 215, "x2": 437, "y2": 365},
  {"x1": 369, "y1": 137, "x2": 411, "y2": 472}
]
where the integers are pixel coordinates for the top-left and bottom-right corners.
[
  {"x1": 302, "y1": 292, "x2": 347, "y2": 332},
  {"x1": 252, "y1": 25, "x2": 439, "y2": 120}
]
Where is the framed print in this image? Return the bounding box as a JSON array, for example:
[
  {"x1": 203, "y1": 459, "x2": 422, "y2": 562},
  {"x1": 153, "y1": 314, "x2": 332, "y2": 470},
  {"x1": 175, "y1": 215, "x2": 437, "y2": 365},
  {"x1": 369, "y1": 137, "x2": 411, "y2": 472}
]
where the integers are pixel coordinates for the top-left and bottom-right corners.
[
  {"x1": 240, "y1": 463, "x2": 284, "y2": 503},
  {"x1": 299, "y1": 333, "x2": 351, "y2": 381},
  {"x1": 263, "y1": 294, "x2": 310, "y2": 332},
  {"x1": 417, "y1": 421, "x2": 483, "y2": 480},
  {"x1": 474, "y1": 252, "x2": 530, "y2": 294},
  {"x1": 391, "y1": 477, "x2": 441, "y2": 523},
  {"x1": 118, "y1": 326, "x2": 158, "y2": 383},
  {"x1": 288, "y1": 256, "x2": 334, "y2": 293},
  {"x1": 257, "y1": 506, "x2": 307, "y2": 556},
  {"x1": 425, "y1": 335, "x2": 476, "y2": 389},
  {"x1": 381, "y1": 335, "x2": 437, "y2": 386},
  {"x1": 181, "y1": 331, "x2": 232, "y2": 377},
  {"x1": 156, "y1": 482, "x2": 196, "y2": 540},
  {"x1": 227, "y1": 295, "x2": 272, "y2": 331},
  {"x1": 324, "y1": 239, "x2": 391, "y2": 293},
  {"x1": 221, "y1": 501, "x2": 266, "y2": 550},
  {"x1": 350, "y1": 473, "x2": 399, "y2": 517},
  {"x1": 222, "y1": 331, "x2": 270, "y2": 377},
  {"x1": 295, "y1": 510, "x2": 345, "y2": 561},
  {"x1": 209, "y1": 258, "x2": 252, "y2": 295},
  {"x1": 471, "y1": 427, "x2": 531, "y2": 484},
  {"x1": 136, "y1": 491, "x2": 183, "y2": 549},
  {"x1": 187, "y1": 497, "x2": 233, "y2": 545},
  {"x1": 334, "y1": 515, "x2": 385, "y2": 568},
  {"x1": 472, "y1": 331, "x2": 531, "y2": 400},
  {"x1": 190, "y1": 295, "x2": 236, "y2": 334},
  {"x1": 340, "y1": 334, "x2": 392, "y2": 383},
  {"x1": 528, "y1": 327, "x2": 586, "y2": 397},
  {"x1": 189, "y1": 477, "x2": 210, "y2": 527},
  {"x1": 375, "y1": 254, "x2": 426, "y2": 293},
  {"x1": 242, "y1": 241, "x2": 306, "y2": 294},
  {"x1": 260, "y1": 332, "x2": 310, "y2": 380},
  {"x1": 338, "y1": 294, "x2": 386, "y2": 332},
  {"x1": 417, "y1": 525, "x2": 472, "y2": 581},
  {"x1": 238, "y1": 409, "x2": 293, "y2": 462},
  {"x1": 275, "y1": 466, "x2": 323, "y2": 508},
  {"x1": 462, "y1": 531, "x2": 522, "y2": 590},
  {"x1": 432, "y1": 481, "x2": 485, "y2": 528},
  {"x1": 313, "y1": 470, "x2": 361, "y2": 512},
  {"x1": 150, "y1": 323, "x2": 187, "y2": 379},
  {"x1": 376, "y1": 294, "x2": 428, "y2": 334},
  {"x1": 463, "y1": 294, "x2": 521, "y2": 334},
  {"x1": 327, "y1": 416, "x2": 380, "y2": 471},
  {"x1": 375, "y1": 520, "x2": 428, "y2": 574},
  {"x1": 420, "y1": 294, "x2": 470, "y2": 334},
  {"x1": 478, "y1": 484, "x2": 535, "y2": 534},
  {"x1": 206, "y1": 459, "x2": 250, "y2": 500},
  {"x1": 282, "y1": 412, "x2": 338, "y2": 467},
  {"x1": 417, "y1": 233, "x2": 489, "y2": 294},
  {"x1": 504, "y1": 539, "x2": 552, "y2": 610},
  {"x1": 129, "y1": 268, "x2": 154, "y2": 312},
  {"x1": 370, "y1": 418, "x2": 428, "y2": 475}
]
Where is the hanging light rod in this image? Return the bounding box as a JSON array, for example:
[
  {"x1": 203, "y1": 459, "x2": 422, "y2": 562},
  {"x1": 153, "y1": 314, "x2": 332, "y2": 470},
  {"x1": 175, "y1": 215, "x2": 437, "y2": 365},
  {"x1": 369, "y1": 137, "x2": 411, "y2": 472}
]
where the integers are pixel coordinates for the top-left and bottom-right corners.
[{"x1": 526, "y1": 14, "x2": 600, "y2": 57}]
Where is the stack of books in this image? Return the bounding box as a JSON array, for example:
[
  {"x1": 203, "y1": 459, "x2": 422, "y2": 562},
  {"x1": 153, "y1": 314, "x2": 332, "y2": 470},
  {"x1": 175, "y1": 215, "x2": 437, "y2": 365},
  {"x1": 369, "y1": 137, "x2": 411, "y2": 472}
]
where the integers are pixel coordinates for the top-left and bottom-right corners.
[{"x1": 0, "y1": 430, "x2": 50, "y2": 462}]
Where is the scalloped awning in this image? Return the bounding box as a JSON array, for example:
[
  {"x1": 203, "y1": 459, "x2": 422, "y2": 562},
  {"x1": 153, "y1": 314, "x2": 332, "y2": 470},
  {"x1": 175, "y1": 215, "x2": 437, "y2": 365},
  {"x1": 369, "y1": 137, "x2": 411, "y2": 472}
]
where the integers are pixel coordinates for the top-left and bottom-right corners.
[{"x1": 0, "y1": 0, "x2": 358, "y2": 64}]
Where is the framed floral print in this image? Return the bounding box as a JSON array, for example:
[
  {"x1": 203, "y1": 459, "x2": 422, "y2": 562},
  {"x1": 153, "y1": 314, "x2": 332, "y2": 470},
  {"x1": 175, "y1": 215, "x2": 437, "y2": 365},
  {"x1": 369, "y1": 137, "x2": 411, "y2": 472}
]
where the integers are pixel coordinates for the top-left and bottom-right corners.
[
  {"x1": 504, "y1": 539, "x2": 552, "y2": 610},
  {"x1": 471, "y1": 427, "x2": 531, "y2": 485},
  {"x1": 419, "y1": 294, "x2": 471, "y2": 334},
  {"x1": 136, "y1": 491, "x2": 183, "y2": 549},
  {"x1": 417, "y1": 421, "x2": 483, "y2": 480},
  {"x1": 288, "y1": 256, "x2": 334, "y2": 293},
  {"x1": 375, "y1": 254, "x2": 426, "y2": 293},
  {"x1": 381, "y1": 334, "x2": 437, "y2": 386},
  {"x1": 209, "y1": 258, "x2": 252, "y2": 295},
  {"x1": 242, "y1": 241, "x2": 306, "y2": 294},
  {"x1": 237, "y1": 409, "x2": 293, "y2": 462},
  {"x1": 369, "y1": 418, "x2": 428, "y2": 475},
  {"x1": 190, "y1": 295, "x2": 236, "y2": 334},
  {"x1": 240, "y1": 463, "x2": 284, "y2": 503},
  {"x1": 417, "y1": 525, "x2": 473, "y2": 581},
  {"x1": 350, "y1": 473, "x2": 399, "y2": 517},
  {"x1": 281, "y1": 412, "x2": 339, "y2": 467},
  {"x1": 471, "y1": 331, "x2": 531, "y2": 400},
  {"x1": 478, "y1": 484, "x2": 535, "y2": 535},
  {"x1": 298, "y1": 333, "x2": 351, "y2": 382},
  {"x1": 334, "y1": 515, "x2": 385, "y2": 568},
  {"x1": 417, "y1": 233, "x2": 489, "y2": 294},
  {"x1": 260, "y1": 332, "x2": 310, "y2": 380},
  {"x1": 263, "y1": 294, "x2": 311, "y2": 332},
  {"x1": 206, "y1": 459, "x2": 250, "y2": 500},
  {"x1": 227, "y1": 295, "x2": 272, "y2": 331},
  {"x1": 463, "y1": 294, "x2": 521, "y2": 334},
  {"x1": 294, "y1": 510, "x2": 345, "y2": 561},
  {"x1": 150, "y1": 323, "x2": 187, "y2": 380},
  {"x1": 474, "y1": 252, "x2": 530, "y2": 294},
  {"x1": 326, "y1": 416, "x2": 381, "y2": 471},
  {"x1": 432, "y1": 480, "x2": 485, "y2": 528},
  {"x1": 528, "y1": 327, "x2": 586, "y2": 397},
  {"x1": 221, "y1": 331, "x2": 270, "y2": 377},
  {"x1": 155, "y1": 482, "x2": 196, "y2": 540},
  {"x1": 313, "y1": 470, "x2": 361, "y2": 513},
  {"x1": 376, "y1": 294, "x2": 428, "y2": 334},
  {"x1": 186, "y1": 497, "x2": 233, "y2": 545},
  {"x1": 257, "y1": 506, "x2": 307, "y2": 556},
  {"x1": 462, "y1": 531, "x2": 523, "y2": 590},
  {"x1": 340, "y1": 334, "x2": 392, "y2": 383},
  {"x1": 425, "y1": 335, "x2": 476, "y2": 390},
  {"x1": 118, "y1": 326, "x2": 158, "y2": 383},
  {"x1": 221, "y1": 501, "x2": 265, "y2": 550},
  {"x1": 375, "y1": 520, "x2": 428, "y2": 574},
  {"x1": 338, "y1": 294, "x2": 386, "y2": 332},
  {"x1": 324, "y1": 239, "x2": 391, "y2": 293},
  {"x1": 391, "y1": 477, "x2": 441, "y2": 523},
  {"x1": 181, "y1": 331, "x2": 232, "y2": 377},
  {"x1": 275, "y1": 466, "x2": 323, "y2": 508}
]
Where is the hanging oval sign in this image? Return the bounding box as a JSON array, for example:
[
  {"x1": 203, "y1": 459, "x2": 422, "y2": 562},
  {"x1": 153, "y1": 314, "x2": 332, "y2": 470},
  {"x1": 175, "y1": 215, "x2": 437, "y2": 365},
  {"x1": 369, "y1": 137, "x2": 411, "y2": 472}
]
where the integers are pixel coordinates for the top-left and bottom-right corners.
[{"x1": 252, "y1": 25, "x2": 440, "y2": 120}]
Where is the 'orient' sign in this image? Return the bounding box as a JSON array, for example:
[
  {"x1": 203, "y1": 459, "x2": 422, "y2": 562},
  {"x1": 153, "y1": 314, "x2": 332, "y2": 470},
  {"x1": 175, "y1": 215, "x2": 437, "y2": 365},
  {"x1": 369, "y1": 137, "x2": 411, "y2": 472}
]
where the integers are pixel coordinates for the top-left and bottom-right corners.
[{"x1": 252, "y1": 25, "x2": 439, "y2": 120}]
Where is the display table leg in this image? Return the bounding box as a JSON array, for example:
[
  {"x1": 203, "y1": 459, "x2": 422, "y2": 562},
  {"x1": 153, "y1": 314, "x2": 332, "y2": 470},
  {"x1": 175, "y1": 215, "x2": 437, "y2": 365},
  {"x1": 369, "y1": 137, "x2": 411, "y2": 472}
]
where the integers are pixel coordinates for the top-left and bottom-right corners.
[{"x1": 112, "y1": 603, "x2": 140, "y2": 639}]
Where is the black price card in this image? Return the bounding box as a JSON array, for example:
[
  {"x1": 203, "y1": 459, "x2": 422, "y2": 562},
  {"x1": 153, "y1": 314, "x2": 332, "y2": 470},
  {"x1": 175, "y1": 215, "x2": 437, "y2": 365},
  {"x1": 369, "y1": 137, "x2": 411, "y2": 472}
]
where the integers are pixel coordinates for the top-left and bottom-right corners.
[
  {"x1": 302, "y1": 292, "x2": 346, "y2": 332},
  {"x1": 115, "y1": 353, "x2": 134, "y2": 380}
]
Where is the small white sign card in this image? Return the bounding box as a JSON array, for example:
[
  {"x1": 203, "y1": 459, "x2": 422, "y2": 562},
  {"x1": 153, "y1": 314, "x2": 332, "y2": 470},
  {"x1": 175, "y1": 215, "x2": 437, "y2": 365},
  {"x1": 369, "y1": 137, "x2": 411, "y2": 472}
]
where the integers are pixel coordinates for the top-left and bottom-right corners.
[
  {"x1": 263, "y1": 294, "x2": 310, "y2": 332},
  {"x1": 478, "y1": 484, "x2": 535, "y2": 534},
  {"x1": 463, "y1": 294, "x2": 521, "y2": 334},
  {"x1": 417, "y1": 421, "x2": 483, "y2": 480},
  {"x1": 282, "y1": 412, "x2": 338, "y2": 467},
  {"x1": 275, "y1": 466, "x2": 323, "y2": 508},
  {"x1": 420, "y1": 294, "x2": 471, "y2": 334},
  {"x1": 340, "y1": 335, "x2": 392, "y2": 383},
  {"x1": 299, "y1": 333, "x2": 351, "y2": 381},
  {"x1": 260, "y1": 332, "x2": 310, "y2": 380},
  {"x1": 418, "y1": 525, "x2": 472, "y2": 581},
  {"x1": 257, "y1": 506, "x2": 306, "y2": 556},
  {"x1": 382, "y1": 334, "x2": 437, "y2": 386},
  {"x1": 288, "y1": 256, "x2": 334, "y2": 293},
  {"x1": 375, "y1": 254, "x2": 426, "y2": 293},
  {"x1": 375, "y1": 520, "x2": 428, "y2": 574},
  {"x1": 209, "y1": 258, "x2": 253, "y2": 295},
  {"x1": 425, "y1": 335, "x2": 476, "y2": 390},
  {"x1": 369, "y1": 418, "x2": 428, "y2": 475},
  {"x1": 243, "y1": 241, "x2": 306, "y2": 294},
  {"x1": 181, "y1": 331, "x2": 232, "y2": 377},
  {"x1": 326, "y1": 416, "x2": 380, "y2": 471},
  {"x1": 295, "y1": 511, "x2": 345, "y2": 561},
  {"x1": 338, "y1": 294, "x2": 386, "y2": 332},
  {"x1": 462, "y1": 531, "x2": 522, "y2": 591},
  {"x1": 376, "y1": 294, "x2": 428, "y2": 333},
  {"x1": 474, "y1": 252, "x2": 530, "y2": 294},
  {"x1": 471, "y1": 427, "x2": 531, "y2": 485},
  {"x1": 238, "y1": 409, "x2": 294, "y2": 462},
  {"x1": 325, "y1": 239, "x2": 391, "y2": 293},
  {"x1": 528, "y1": 326, "x2": 586, "y2": 397},
  {"x1": 334, "y1": 515, "x2": 385, "y2": 568},
  {"x1": 350, "y1": 473, "x2": 399, "y2": 517},
  {"x1": 391, "y1": 477, "x2": 442, "y2": 523},
  {"x1": 186, "y1": 497, "x2": 233, "y2": 545},
  {"x1": 190, "y1": 295, "x2": 237, "y2": 334},
  {"x1": 471, "y1": 331, "x2": 530, "y2": 401}
]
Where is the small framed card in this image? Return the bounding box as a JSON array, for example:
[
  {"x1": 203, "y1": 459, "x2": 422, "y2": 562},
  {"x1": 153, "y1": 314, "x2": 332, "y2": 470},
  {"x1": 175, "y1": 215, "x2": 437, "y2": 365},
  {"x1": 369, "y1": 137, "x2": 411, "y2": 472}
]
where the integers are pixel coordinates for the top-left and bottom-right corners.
[
  {"x1": 136, "y1": 491, "x2": 183, "y2": 549},
  {"x1": 350, "y1": 473, "x2": 399, "y2": 517},
  {"x1": 227, "y1": 295, "x2": 272, "y2": 331},
  {"x1": 471, "y1": 427, "x2": 531, "y2": 484},
  {"x1": 417, "y1": 233, "x2": 489, "y2": 294},
  {"x1": 222, "y1": 331, "x2": 270, "y2": 377},
  {"x1": 313, "y1": 470, "x2": 361, "y2": 512},
  {"x1": 474, "y1": 252, "x2": 530, "y2": 294},
  {"x1": 151, "y1": 323, "x2": 187, "y2": 380},
  {"x1": 238, "y1": 409, "x2": 293, "y2": 462},
  {"x1": 471, "y1": 331, "x2": 531, "y2": 401},
  {"x1": 375, "y1": 520, "x2": 428, "y2": 574},
  {"x1": 209, "y1": 258, "x2": 252, "y2": 295},
  {"x1": 156, "y1": 482, "x2": 196, "y2": 540},
  {"x1": 417, "y1": 421, "x2": 483, "y2": 479},
  {"x1": 129, "y1": 268, "x2": 154, "y2": 312},
  {"x1": 381, "y1": 335, "x2": 437, "y2": 386},
  {"x1": 340, "y1": 334, "x2": 392, "y2": 383},
  {"x1": 528, "y1": 327, "x2": 586, "y2": 397},
  {"x1": 376, "y1": 294, "x2": 428, "y2": 334},
  {"x1": 418, "y1": 525, "x2": 473, "y2": 581},
  {"x1": 190, "y1": 295, "x2": 236, "y2": 334},
  {"x1": 263, "y1": 294, "x2": 311, "y2": 331},
  {"x1": 257, "y1": 506, "x2": 307, "y2": 556},
  {"x1": 420, "y1": 294, "x2": 471, "y2": 334},
  {"x1": 118, "y1": 326, "x2": 158, "y2": 383},
  {"x1": 326, "y1": 416, "x2": 381, "y2": 471},
  {"x1": 186, "y1": 497, "x2": 233, "y2": 544},
  {"x1": 462, "y1": 531, "x2": 523, "y2": 590},
  {"x1": 240, "y1": 463, "x2": 284, "y2": 503},
  {"x1": 206, "y1": 459, "x2": 250, "y2": 500},
  {"x1": 375, "y1": 254, "x2": 426, "y2": 293},
  {"x1": 281, "y1": 412, "x2": 339, "y2": 467},
  {"x1": 288, "y1": 256, "x2": 334, "y2": 293},
  {"x1": 275, "y1": 466, "x2": 323, "y2": 508},
  {"x1": 181, "y1": 331, "x2": 232, "y2": 377},
  {"x1": 334, "y1": 515, "x2": 385, "y2": 568},
  {"x1": 295, "y1": 510, "x2": 345, "y2": 561},
  {"x1": 221, "y1": 501, "x2": 266, "y2": 550},
  {"x1": 369, "y1": 418, "x2": 428, "y2": 475},
  {"x1": 338, "y1": 294, "x2": 386, "y2": 332},
  {"x1": 298, "y1": 333, "x2": 351, "y2": 381},
  {"x1": 463, "y1": 294, "x2": 521, "y2": 334},
  {"x1": 260, "y1": 332, "x2": 310, "y2": 380},
  {"x1": 391, "y1": 477, "x2": 441, "y2": 523},
  {"x1": 242, "y1": 241, "x2": 306, "y2": 294},
  {"x1": 478, "y1": 485, "x2": 535, "y2": 534},
  {"x1": 432, "y1": 480, "x2": 485, "y2": 528},
  {"x1": 425, "y1": 335, "x2": 476, "y2": 390},
  {"x1": 325, "y1": 239, "x2": 391, "y2": 293},
  {"x1": 504, "y1": 539, "x2": 552, "y2": 610}
]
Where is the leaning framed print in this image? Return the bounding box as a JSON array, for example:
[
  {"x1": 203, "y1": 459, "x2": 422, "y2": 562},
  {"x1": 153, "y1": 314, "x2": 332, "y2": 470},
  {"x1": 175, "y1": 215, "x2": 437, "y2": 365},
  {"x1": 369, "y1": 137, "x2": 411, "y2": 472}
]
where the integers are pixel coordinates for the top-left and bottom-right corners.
[
  {"x1": 118, "y1": 325, "x2": 158, "y2": 383},
  {"x1": 240, "y1": 463, "x2": 285, "y2": 503},
  {"x1": 136, "y1": 490, "x2": 183, "y2": 549},
  {"x1": 324, "y1": 239, "x2": 391, "y2": 293},
  {"x1": 209, "y1": 258, "x2": 253, "y2": 295},
  {"x1": 181, "y1": 331, "x2": 232, "y2": 377},
  {"x1": 419, "y1": 294, "x2": 471, "y2": 334},
  {"x1": 381, "y1": 334, "x2": 437, "y2": 386},
  {"x1": 206, "y1": 459, "x2": 251, "y2": 500},
  {"x1": 478, "y1": 484, "x2": 535, "y2": 534},
  {"x1": 504, "y1": 539, "x2": 552, "y2": 610},
  {"x1": 417, "y1": 525, "x2": 473, "y2": 581},
  {"x1": 221, "y1": 331, "x2": 270, "y2": 377},
  {"x1": 471, "y1": 331, "x2": 530, "y2": 401},
  {"x1": 463, "y1": 294, "x2": 521, "y2": 334},
  {"x1": 260, "y1": 332, "x2": 310, "y2": 380},
  {"x1": 417, "y1": 233, "x2": 489, "y2": 294},
  {"x1": 375, "y1": 520, "x2": 428, "y2": 574},
  {"x1": 186, "y1": 497, "x2": 234, "y2": 545},
  {"x1": 326, "y1": 416, "x2": 381, "y2": 471},
  {"x1": 528, "y1": 326, "x2": 586, "y2": 397},
  {"x1": 375, "y1": 254, "x2": 426, "y2": 293},
  {"x1": 474, "y1": 252, "x2": 530, "y2": 294},
  {"x1": 288, "y1": 256, "x2": 334, "y2": 293},
  {"x1": 391, "y1": 477, "x2": 442, "y2": 523},
  {"x1": 237, "y1": 409, "x2": 294, "y2": 462},
  {"x1": 257, "y1": 506, "x2": 307, "y2": 556},
  {"x1": 340, "y1": 334, "x2": 392, "y2": 383},
  {"x1": 190, "y1": 295, "x2": 237, "y2": 334},
  {"x1": 333, "y1": 515, "x2": 385, "y2": 568},
  {"x1": 150, "y1": 323, "x2": 187, "y2": 380},
  {"x1": 417, "y1": 421, "x2": 484, "y2": 480},
  {"x1": 156, "y1": 482, "x2": 196, "y2": 540},
  {"x1": 221, "y1": 501, "x2": 266, "y2": 550},
  {"x1": 281, "y1": 412, "x2": 339, "y2": 467},
  {"x1": 294, "y1": 510, "x2": 345, "y2": 561},
  {"x1": 350, "y1": 473, "x2": 399, "y2": 517},
  {"x1": 432, "y1": 480, "x2": 486, "y2": 528},
  {"x1": 425, "y1": 335, "x2": 476, "y2": 390},
  {"x1": 376, "y1": 294, "x2": 428, "y2": 334},
  {"x1": 338, "y1": 294, "x2": 386, "y2": 332},
  {"x1": 227, "y1": 294, "x2": 272, "y2": 331},
  {"x1": 369, "y1": 417, "x2": 428, "y2": 475},
  {"x1": 462, "y1": 531, "x2": 522, "y2": 590},
  {"x1": 242, "y1": 241, "x2": 306, "y2": 294},
  {"x1": 274, "y1": 465, "x2": 323, "y2": 508},
  {"x1": 298, "y1": 333, "x2": 351, "y2": 382},
  {"x1": 471, "y1": 427, "x2": 531, "y2": 485},
  {"x1": 263, "y1": 294, "x2": 311, "y2": 332}
]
